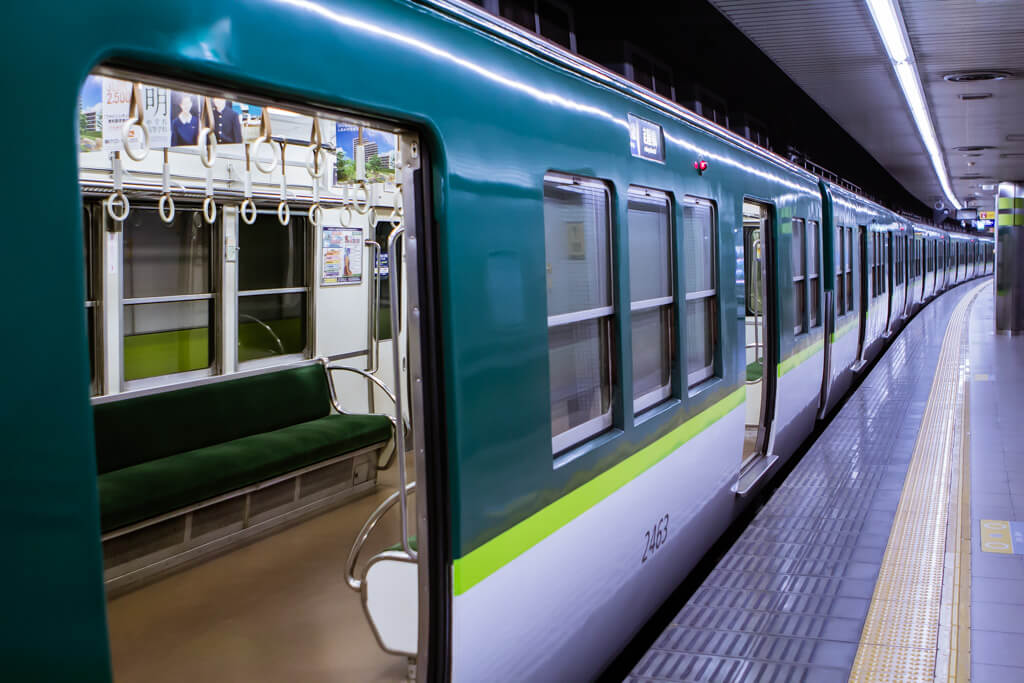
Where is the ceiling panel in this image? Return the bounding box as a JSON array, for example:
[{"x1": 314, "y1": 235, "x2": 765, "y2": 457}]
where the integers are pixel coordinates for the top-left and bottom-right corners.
[{"x1": 707, "y1": 0, "x2": 1024, "y2": 211}]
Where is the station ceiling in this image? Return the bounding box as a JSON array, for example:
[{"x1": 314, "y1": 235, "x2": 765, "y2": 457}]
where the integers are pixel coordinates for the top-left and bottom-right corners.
[{"x1": 706, "y1": 0, "x2": 1024, "y2": 212}]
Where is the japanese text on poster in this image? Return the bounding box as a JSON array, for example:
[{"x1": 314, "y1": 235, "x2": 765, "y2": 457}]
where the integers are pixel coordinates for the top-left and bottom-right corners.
[{"x1": 322, "y1": 227, "x2": 363, "y2": 285}]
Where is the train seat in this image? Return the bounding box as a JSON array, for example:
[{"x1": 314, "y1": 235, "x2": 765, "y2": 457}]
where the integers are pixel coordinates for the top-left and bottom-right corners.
[{"x1": 93, "y1": 363, "x2": 393, "y2": 534}]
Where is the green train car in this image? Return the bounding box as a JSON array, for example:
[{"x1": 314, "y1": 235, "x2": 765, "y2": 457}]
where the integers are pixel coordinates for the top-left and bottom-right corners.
[{"x1": 0, "y1": 0, "x2": 993, "y2": 680}]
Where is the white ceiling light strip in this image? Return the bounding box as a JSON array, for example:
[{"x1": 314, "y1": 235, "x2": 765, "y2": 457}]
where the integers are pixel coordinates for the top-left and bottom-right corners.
[{"x1": 865, "y1": 0, "x2": 961, "y2": 210}]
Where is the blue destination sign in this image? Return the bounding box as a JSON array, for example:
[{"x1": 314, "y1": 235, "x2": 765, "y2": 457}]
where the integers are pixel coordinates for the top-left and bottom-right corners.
[{"x1": 628, "y1": 114, "x2": 664, "y2": 163}]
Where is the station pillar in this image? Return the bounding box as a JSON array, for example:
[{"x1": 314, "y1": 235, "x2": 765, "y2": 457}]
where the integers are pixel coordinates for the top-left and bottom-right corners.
[{"x1": 996, "y1": 182, "x2": 1024, "y2": 334}]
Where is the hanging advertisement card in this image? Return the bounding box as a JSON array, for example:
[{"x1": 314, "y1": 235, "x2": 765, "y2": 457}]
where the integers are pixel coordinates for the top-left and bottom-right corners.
[
  {"x1": 101, "y1": 78, "x2": 131, "y2": 151},
  {"x1": 322, "y1": 226, "x2": 364, "y2": 285},
  {"x1": 100, "y1": 78, "x2": 171, "y2": 152}
]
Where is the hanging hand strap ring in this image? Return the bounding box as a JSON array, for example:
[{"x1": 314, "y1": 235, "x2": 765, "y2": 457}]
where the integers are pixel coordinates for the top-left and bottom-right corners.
[{"x1": 122, "y1": 83, "x2": 151, "y2": 162}]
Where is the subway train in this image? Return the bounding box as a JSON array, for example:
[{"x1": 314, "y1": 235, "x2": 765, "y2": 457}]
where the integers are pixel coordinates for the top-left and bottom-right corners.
[{"x1": 1, "y1": 0, "x2": 994, "y2": 681}]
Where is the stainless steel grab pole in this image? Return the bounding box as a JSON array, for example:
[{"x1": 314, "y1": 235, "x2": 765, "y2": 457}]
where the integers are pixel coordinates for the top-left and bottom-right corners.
[{"x1": 387, "y1": 227, "x2": 416, "y2": 560}]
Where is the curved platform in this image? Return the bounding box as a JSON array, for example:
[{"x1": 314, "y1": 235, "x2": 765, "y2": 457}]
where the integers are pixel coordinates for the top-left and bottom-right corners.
[{"x1": 627, "y1": 279, "x2": 1008, "y2": 682}]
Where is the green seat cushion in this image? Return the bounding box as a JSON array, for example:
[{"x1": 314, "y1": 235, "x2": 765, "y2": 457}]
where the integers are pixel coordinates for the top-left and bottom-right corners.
[
  {"x1": 98, "y1": 413, "x2": 392, "y2": 533},
  {"x1": 93, "y1": 364, "x2": 331, "y2": 474}
]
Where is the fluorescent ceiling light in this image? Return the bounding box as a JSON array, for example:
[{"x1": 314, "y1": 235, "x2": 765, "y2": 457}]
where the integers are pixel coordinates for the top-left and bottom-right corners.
[{"x1": 865, "y1": 0, "x2": 961, "y2": 210}]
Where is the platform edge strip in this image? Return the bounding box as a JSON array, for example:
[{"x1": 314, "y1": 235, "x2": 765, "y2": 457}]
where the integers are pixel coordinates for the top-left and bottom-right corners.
[{"x1": 848, "y1": 282, "x2": 985, "y2": 683}]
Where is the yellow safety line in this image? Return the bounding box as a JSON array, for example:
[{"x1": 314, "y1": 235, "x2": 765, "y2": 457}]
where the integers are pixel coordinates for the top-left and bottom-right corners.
[{"x1": 849, "y1": 281, "x2": 986, "y2": 683}]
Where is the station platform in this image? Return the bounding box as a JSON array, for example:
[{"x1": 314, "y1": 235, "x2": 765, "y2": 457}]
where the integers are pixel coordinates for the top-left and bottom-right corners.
[{"x1": 626, "y1": 279, "x2": 1023, "y2": 682}]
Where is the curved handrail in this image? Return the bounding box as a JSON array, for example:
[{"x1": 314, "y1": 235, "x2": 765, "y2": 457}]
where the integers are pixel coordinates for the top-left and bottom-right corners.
[
  {"x1": 346, "y1": 481, "x2": 416, "y2": 591},
  {"x1": 239, "y1": 313, "x2": 285, "y2": 355},
  {"x1": 322, "y1": 361, "x2": 400, "y2": 469}
]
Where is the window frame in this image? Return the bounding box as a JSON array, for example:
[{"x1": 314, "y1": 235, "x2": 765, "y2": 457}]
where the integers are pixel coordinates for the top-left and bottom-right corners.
[
  {"x1": 791, "y1": 217, "x2": 807, "y2": 335},
  {"x1": 543, "y1": 172, "x2": 615, "y2": 455},
  {"x1": 119, "y1": 203, "x2": 219, "y2": 391},
  {"x1": 235, "y1": 209, "x2": 314, "y2": 370},
  {"x1": 836, "y1": 223, "x2": 846, "y2": 316},
  {"x1": 845, "y1": 227, "x2": 854, "y2": 314},
  {"x1": 808, "y1": 219, "x2": 821, "y2": 328},
  {"x1": 683, "y1": 196, "x2": 718, "y2": 389},
  {"x1": 626, "y1": 186, "x2": 676, "y2": 415}
]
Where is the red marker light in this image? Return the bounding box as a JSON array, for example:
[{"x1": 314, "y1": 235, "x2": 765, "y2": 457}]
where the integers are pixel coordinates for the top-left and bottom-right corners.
[{"x1": 694, "y1": 159, "x2": 708, "y2": 175}]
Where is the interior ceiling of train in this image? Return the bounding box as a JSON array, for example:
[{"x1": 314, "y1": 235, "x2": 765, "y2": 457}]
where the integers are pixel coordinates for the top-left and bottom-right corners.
[{"x1": 706, "y1": 0, "x2": 1024, "y2": 211}]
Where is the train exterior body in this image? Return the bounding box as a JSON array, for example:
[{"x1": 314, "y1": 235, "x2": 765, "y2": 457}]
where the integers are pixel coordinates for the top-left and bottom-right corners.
[{"x1": 0, "y1": 0, "x2": 994, "y2": 681}]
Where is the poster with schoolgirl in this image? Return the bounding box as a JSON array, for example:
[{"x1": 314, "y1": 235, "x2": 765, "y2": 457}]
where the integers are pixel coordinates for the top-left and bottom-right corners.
[{"x1": 79, "y1": 75, "x2": 247, "y2": 152}]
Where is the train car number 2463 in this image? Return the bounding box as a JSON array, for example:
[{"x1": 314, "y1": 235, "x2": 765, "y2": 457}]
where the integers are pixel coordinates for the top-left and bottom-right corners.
[{"x1": 641, "y1": 514, "x2": 669, "y2": 564}]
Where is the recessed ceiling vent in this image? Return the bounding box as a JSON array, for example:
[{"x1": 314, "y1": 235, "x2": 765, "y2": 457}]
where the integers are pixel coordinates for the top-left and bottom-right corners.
[
  {"x1": 943, "y1": 71, "x2": 1012, "y2": 82},
  {"x1": 956, "y1": 173, "x2": 992, "y2": 180},
  {"x1": 1000, "y1": 152, "x2": 1024, "y2": 159},
  {"x1": 959, "y1": 92, "x2": 993, "y2": 101},
  {"x1": 954, "y1": 145, "x2": 995, "y2": 152},
  {"x1": 1007, "y1": 134, "x2": 1024, "y2": 142}
]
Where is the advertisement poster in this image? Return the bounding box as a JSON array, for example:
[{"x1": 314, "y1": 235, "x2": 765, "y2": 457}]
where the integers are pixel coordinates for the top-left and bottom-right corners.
[
  {"x1": 322, "y1": 226, "x2": 363, "y2": 286},
  {"x1": 335, "y1": 123, "x2": 397, "y2": 183},
  {"x1": 91, "y1": 76, "x2": 171, "y2": 152}
]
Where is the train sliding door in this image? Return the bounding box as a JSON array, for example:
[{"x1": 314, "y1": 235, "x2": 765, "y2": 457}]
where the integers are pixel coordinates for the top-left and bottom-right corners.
[
  {"x1": 856, "y1": 226, "x2": 869, "y2": 362},
  {"x1": 737, "y1": 199, "x2": 778, "y2": 493}
]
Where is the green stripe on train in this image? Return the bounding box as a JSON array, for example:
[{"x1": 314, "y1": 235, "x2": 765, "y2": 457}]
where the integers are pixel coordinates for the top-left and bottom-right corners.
[
  {"x1": 777, "y1": 338, "x2": 824, "y2": 377},
  {"x1": 830, "y1": 317, "x2": 858, "y2": 344},
  {"x1": 451, "y1": 387, "x2": 745, "y2": 595}
]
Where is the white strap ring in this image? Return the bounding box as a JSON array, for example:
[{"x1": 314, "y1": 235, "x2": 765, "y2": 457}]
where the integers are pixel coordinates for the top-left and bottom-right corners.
[
  {"x1": 106, "y1": 191, "x2": 130, "y2": 222},
  {"x1": 198, "y1": 128, "x2": 218, "y2": 168},
  {"x1": 305, "y1": 145, "x2": 326, "y2": 179},
  {"x1": 308, "y1": 203, "x2": 324, "y2": 225},
  {"x1": 339, "y1": 204, "x2": 352, "y2": 227},
  {"x1": 353, "y1": 181, "x2": 370, "y2": 215},
  {"x1": 203, "y1": 196, "x2": 217, "y2": 224},
  {"x1": 241, "y1": 198, "x2": 258, "y2": 225},
  {"x1": 277, "y1": 201, "x2": 290, "y2": 226},
  {"x1": 251, "y1": 136, "x2": 279, "y2": 174},
  {"x1": 121, "y1": 117, "x2": 151, "y2": 162},
  {"x1": 158, "y1": 194, "x2": 176, "y2": 223}
]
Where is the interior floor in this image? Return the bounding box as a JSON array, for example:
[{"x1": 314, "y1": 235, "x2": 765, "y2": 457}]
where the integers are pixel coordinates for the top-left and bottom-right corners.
[{"x1": 106, "y1": 458, "x2": 414, "y2": 683}]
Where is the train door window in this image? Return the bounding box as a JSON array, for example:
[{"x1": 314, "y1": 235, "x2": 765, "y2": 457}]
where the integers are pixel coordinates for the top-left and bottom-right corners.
[
  {"x1": 683, "y1": 199, "x2": 717, "y2": 387},
  {"x1": 846, "y1": 227, "x2": 854, "y2": 312},
  {"x1": 791, "y1": 218, "x2": 807, "y2": 335},
  {"x1": 544, "y1": 174, "x2": 613, "y2": 453},
  {"x1": 881, "y1": 233, "x2": 888, "y2": 294},
  {"x1": 808, "y1": 220, "x2": 821, "y2": 328},
  {"x1": 122, "y1": 208, "x2": 214, "y2": 384},
  {"x1": 898, "y1": 237, "x2": 903, "y2": 286},
  {"x1": 836, "y1": 225, "x2": 846, "y2": 316},
  {"x1": 627, "y1": 188, "x2": 674, "y2": 413},
  {"x1": 237, "y1": 213, "x2": 310, "y2": 365},
  {"x1": 870, "y1": 233, "x2": 877, "y2": 298}
]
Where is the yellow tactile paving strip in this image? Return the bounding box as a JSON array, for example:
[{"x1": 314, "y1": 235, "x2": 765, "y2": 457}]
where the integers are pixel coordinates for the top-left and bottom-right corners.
[{"x1": 849, "y1": 282, "x2": 987, "y2": 683}]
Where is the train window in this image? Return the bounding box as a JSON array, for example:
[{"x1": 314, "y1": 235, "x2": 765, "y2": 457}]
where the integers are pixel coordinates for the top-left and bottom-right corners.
[
  {"x1": 836, "y1": 225, "x2": 846, "y2": 316},
  {"x1": 808, "y1": 220, "x2": 821, "y2": 328},
  {"x1": 238, "y1": 213, "x2": 310, "y2": 364},
  {"x1": 683, "y1": 199, "x2": 717, "y2": 387},
  {"x1": 122, "y1": 208, "x2": 214, "y2": 382},
  {"x1": 791, "y1": 218, "x2": 807, "y2": 335},
  {"x1": 894, "y1": 237, "x2": 903, "y2": 287},
  {"x1": 845, "y1": 228, "x2": 854, "y2": 313},
  {"x1": 628, "y1": 188, "x2": 674, "y2": 413},
  {"x1": 544, "y1": 174, "x2": 613, "y2": 453}
]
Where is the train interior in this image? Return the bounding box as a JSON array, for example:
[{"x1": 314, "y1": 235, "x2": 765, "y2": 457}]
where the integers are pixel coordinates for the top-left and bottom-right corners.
[
  {"x1": 738, "y1": 199, "x2": 776, "y2": 491},
  {"x1": 79, "y1": 70, "x2": 424, "y2": 681}
]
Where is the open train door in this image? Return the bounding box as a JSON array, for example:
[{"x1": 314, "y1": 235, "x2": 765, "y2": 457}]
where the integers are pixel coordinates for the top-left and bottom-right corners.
[{"x1": 735, "y1": 199, "x2": 779, "y2": 495}]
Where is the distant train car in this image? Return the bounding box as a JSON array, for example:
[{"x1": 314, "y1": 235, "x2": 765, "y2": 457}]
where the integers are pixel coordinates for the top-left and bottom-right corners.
[{"x1": 0, "y1": 1, "x2": 993, "y2": 681}]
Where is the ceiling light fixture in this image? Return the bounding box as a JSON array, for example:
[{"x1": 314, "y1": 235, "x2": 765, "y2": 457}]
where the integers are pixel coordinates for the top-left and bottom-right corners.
[{"x1": 865, "y1": 0, "x2": 961, "y2": 209}]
